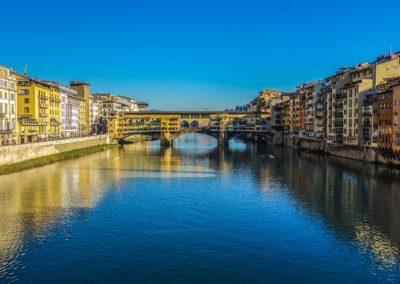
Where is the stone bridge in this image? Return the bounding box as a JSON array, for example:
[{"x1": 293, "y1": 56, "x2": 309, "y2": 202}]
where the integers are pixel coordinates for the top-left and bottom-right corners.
[{"x1": 108, "y1": 111, "x2": 272, "y2": 147}]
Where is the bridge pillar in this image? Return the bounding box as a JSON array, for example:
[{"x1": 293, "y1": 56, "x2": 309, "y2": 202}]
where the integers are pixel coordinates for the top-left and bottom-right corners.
[
  {"x1": 217, "y1": 131, "x2": 229, "y2": 147},
  {"x1": 160, "y1": 132, "x2": 173, "y2": 148},
  {"x1": 160, "y1": 138, "x2": 173, "y2": 147}
]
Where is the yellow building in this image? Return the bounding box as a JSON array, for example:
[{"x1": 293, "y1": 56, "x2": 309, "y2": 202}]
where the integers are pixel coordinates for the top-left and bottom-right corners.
[
  {"x1": 0, "y1": 66, "x2": 18, "y2": 145},
  {"x1": 15, "y1": 74, "x2": 61, "y2": 143}
]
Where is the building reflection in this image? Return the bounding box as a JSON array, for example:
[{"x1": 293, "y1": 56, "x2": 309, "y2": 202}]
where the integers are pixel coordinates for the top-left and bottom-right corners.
[
  {"x1": 272, "y1": 148, "x2": 400, "y2": 268},
  {"x1": 0, "y1": 150, "x2": 122, "y2": 273},
  {"x1": 158, "y1": 135, "x2": 400, "y2": 268},
  {"x1": 0, "y1": 134, "x2": 399, "y2": 275}
]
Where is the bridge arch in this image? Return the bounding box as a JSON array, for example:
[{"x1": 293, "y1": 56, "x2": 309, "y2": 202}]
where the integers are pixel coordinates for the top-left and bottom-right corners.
[
  {"x1": 181, "y1": 120, "x2": 190, "y2": 129},
  {"x1": 190, "y1": 120, "x2": 199, "y2": 129}
]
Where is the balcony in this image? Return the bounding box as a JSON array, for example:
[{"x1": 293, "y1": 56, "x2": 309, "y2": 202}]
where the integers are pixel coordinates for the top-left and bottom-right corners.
[
  {"x1": 50, "y1": 98, "x2": 61, "y2": 103},
  {"x1": 50, "y1": 120, "x2": 61, "y2": 126},
  {"x1": 39, "y1": 95, "x2": 48, "y2": 100},
  {"x1": 40, "y1": 104, "x2": 48, "y2": 109},
  {"x1": 20, "y1": 120, "x2": 38, "y2": 126},
  {"x1": 0, "y1": 129, "x2": 13, "y2": 134},
  {"x1": 39, "y1": 112, "x2": 48, "y2": 117}
]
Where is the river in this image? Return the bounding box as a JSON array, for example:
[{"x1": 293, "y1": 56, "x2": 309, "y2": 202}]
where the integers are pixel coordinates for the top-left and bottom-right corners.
[{"x1": 0, "y1": 134, "x2": 399, "y2": 283}]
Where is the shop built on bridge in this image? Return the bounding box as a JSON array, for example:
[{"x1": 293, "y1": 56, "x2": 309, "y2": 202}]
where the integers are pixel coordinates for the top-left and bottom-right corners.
[{"x1": 108, "y1": 111, "x2": 273, "y2": 147}]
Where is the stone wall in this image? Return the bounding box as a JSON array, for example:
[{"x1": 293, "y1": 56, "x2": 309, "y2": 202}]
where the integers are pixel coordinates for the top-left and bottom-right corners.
[
  {"x1": 326, "y1": 144, "x2": 376, "y2": 163},
  {"x1": 281, "y1": 135, "x2": 392, "y2": 165},
  {"x1": 300, "y1": 139, "x2": 325, "y2": 153},
  {"x1": 0, "y1": 135, "x2": 109, "y2": 166}
]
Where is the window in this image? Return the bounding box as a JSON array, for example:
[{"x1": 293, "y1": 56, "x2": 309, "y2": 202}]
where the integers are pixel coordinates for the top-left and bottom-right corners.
[
  {"x1": 24, "y1": 107, "x2": 29, "y2": 113},
  {"x1": 396, "y1": 134, "x2": 400, "y2": 146},
  {"x1": 395, "y1": 114, "x2": 398, "y2": 125},
  {"x1": 24, "y1": 98, "x2": 29, "y2": 104},
  {"x1": 20, "y1": 89, "x2": 29, "y2": 95}
]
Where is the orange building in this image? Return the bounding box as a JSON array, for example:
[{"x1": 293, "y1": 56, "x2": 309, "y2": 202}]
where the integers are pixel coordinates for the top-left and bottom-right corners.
[{"x1": 372, "y1": 77, "x2": 400, "y2": 150}]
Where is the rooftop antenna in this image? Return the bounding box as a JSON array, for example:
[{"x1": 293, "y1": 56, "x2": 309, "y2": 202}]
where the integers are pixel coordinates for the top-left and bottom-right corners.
[{"x1": 24, "y1": 64, "x2": 28, "y2": 76}]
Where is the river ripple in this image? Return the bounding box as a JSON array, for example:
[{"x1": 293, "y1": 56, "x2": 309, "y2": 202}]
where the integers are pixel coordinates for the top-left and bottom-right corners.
[{"x1": 0, "y1": 134, "x2": 399, "y2": 283}]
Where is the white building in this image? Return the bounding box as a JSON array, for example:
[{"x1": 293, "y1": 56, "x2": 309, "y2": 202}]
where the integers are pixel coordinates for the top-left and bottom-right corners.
[
  {"x1": 0, "y1": 66, "x2": 17, "y2": 145},
  {"x1": 60, "y1": 85, "x2": 81, "y2": 137},
  {"x1": 89, "y1": 95, "x2": 99, "y2": 126},
  {"x1": 44, "y1": 81, "x2": 82, "y2": 137},
  {"x1": 90, "y1": 95, "x2": 108, "y2": 134},
  {"x1": 92, "y1": 93, "x2": 148, "y2": 117}
]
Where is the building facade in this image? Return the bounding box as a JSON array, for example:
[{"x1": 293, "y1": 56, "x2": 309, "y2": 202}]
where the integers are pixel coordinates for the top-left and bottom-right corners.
[
  {"x1": 0, "y1": 66, "x2": 18, "y2": 145},
  {"x1": 70, "y1": 81, "x2": 91, "y2": 136},
  {"x1": 59, "y1": 85, "x2": 82, "y2": 137},
  {"x1": 247, "y1": 89, "x2": 288, "y2": 119},
  {"x1": 15, "y1": 74, "x2": 62, "y2": 143},
  {"x1": 372, "y1": 77, "x2": 400, "y2": 150}
]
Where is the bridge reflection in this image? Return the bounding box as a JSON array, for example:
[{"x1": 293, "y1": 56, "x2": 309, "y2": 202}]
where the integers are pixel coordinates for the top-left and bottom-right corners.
[{"x1": 0, "y1": 136, "x2": 399, "y2": 276}]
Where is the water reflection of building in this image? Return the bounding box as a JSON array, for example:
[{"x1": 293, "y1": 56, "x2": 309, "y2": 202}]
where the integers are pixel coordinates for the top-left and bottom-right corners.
[
  {"x1": 1, "y1": 134, "x2": 400, "y2": 277},
  {"x1": 156, "y1": 135, "x2": 400, "y2": 268},
  {"x1": 0, "y1": 151, "x2": 122, "y2": 274},
  {"x1": 274, "y1": 148, "x2": 400, "y2": 267}
]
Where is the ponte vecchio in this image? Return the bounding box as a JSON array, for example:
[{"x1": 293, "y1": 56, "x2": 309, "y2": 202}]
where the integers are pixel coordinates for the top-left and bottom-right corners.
[{"x1": 108, "y1": 111, "x2": 272, "y2": 147}]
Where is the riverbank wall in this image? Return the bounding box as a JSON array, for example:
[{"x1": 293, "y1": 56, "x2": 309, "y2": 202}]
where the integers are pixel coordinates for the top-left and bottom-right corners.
[
  {"x1": 281, "y1": 135, "x2": 399, "y2": 167},
  {"x1": 0, "y1": 135, "x2": 110, "y2": 166}
]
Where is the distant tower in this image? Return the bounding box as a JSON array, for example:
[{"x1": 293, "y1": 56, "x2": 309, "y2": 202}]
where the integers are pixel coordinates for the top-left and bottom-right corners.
[
  {"x1": 24, "y1": 64, "x2": 28, "y2": 76},
  {"x1": 389, "y1": 45, "x2": 394, "y2": 57}
]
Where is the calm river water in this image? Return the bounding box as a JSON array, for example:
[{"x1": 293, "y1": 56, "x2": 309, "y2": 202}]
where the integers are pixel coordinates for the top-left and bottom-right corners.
[{"x1": 0, "y1": 134, "x2": 400, "y2": 283}]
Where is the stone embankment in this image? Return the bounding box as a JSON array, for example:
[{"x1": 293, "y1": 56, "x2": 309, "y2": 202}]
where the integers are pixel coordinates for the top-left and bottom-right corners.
[
  {"x1": 281, "y1": 135, "x2": 398, "y2": 167},
  {"x1": 0, "y1": 135, "x2": 111, "y2": 167}
]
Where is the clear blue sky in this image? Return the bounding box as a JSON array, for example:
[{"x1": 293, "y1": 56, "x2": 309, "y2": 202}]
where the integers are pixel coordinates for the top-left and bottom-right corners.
[{"x1": 3, "y1": 0, "x2": 399, "y2": 110}]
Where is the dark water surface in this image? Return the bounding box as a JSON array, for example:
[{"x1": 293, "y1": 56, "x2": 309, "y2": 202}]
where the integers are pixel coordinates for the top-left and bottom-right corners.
[{"x1": 0, "y1": 134, "x2": 400, "y2": 283}]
